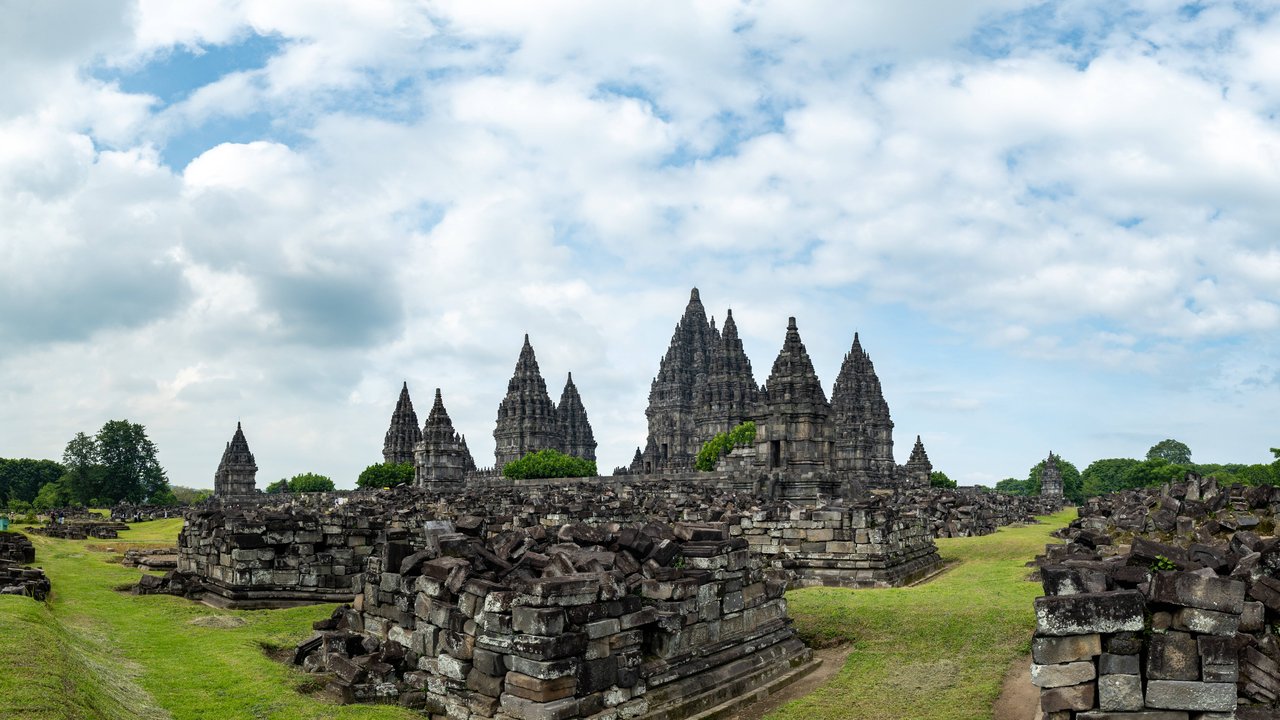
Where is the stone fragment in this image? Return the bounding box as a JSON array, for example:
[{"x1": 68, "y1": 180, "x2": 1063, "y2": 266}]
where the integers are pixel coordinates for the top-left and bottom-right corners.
[
  {"x1": 1147, "y1": 631, "x2": 1200, "y2": 681},
  {"x1": 1031, "y1": 662, "x2": 1096, "y2": 688},
  {"x1": 1040, "y1": 682, "x2": 1096, "y2": 712},
  {"x1": 1172, "y1": 607, "x2": 1240, "y2": 636},
  {"x1": 1097, "y1": 673, "x2": 1144, "y2": 712},
  {"x1": 1034, "y1": 591, "x2": 1145, "y2": 636},
  {"x1": 1032, "y1": 634, "x2": 1102, "y2": 665},
  {"x1": 1149, "y1": 571, "x2": 1245, "y2": 614},
  {"x1": 1144, "y1": 681, "x2": 1235, "y2": 712}
]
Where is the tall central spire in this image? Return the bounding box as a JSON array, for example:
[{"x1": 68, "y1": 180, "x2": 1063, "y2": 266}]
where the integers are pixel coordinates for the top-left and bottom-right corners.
[
  {"x1": 641, "y1": 287, "x2": 721, "y2": 471},
  {"x1": 382, "y1": 381, "x2": 423, "y2": 465},
  {"x1": 493, "y1": 334, "x2": 563, "y2": 468}
]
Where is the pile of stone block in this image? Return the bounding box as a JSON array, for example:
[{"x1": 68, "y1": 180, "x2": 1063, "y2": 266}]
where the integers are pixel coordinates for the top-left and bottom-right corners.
[
  {"x1": 295, "y1": 519, "x2": 812, "y2": 720},
  {"x1": 0, "y1": 531, "x2": 50, "y2": 601},
  {"x1": 122, "y1": 547, "x2": 179, "y2": 570},
  {"x1": 111, "y1": 503, "x2": 181, "y2": 523},
  {"x1": 34, "y1": 520, "x2": 128, "y2": 540},
  {"x1": 176, "y1": 504, "x2": 383, "y2": 608},
  {"x1": 889, "y1": 487, "x2": 1062, "y2": 538}
]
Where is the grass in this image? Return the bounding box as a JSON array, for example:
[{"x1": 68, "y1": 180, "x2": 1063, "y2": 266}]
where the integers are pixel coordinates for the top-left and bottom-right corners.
[
  {"x1": 0, "y1": 519, "x2": 417, "y2": 720},
  {"x1": 768, "y1": 509, "x2": 1074, "y2": 720},
  {"x1": 0, "y1": 511, "x2": 1072, "y2": 720}
]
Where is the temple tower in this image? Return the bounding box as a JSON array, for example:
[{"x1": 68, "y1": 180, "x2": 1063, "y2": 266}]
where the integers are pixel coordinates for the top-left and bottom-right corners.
[
  {"x1": 382, "y1": 381, "x2": 423, "y2": 464},
  {"x1": 831, "y1": 333, "x2": 896, "y2": 486},
  {"x1": 754, "y1": 318, "x2": 833, "y2": 470},
  {"x1": 642, "y1": 288, "x2": 719, "y2": 472},
  {"x1": 902, "y1": 435, "x2": 932, "y2": 487},
  {"x1": 557, "y1": 372, "x2": 597, "y2": 461},
  {"x1": 694, "y1": 308, "x2": 760, "y2": 446},
  {"x1": 493, "y1": 335, "x2": 563, "y2": 468},
  {"x1": 415, "y1": 389, "x2": 471, "y2": 485},
  {"x1": 1040, "y1": 451, "x2": 1064, "y2": 497},
  {"x1": 213, "y1": 422, "x2": 258, "y2": 496}
]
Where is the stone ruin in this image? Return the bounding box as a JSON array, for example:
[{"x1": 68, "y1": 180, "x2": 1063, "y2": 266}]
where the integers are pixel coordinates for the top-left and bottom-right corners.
[
  {"x1": 293, "y1": 519, "x2": 810, "y2": 719},
  {"x1": 0, "y1": 530, "x2": 50, "y2": 601},
  {"x1": 32, "y1": 517, "x2": 128, "y2": 540},
  {"x1": 1029, "y1": 473, "x2": 1280, "y2": 718},
  {"x1": 1041, "y1": 450, "x2": 1065, "y2": 498},
  {"x1": 213, "y1": 421, "x2": 259, "y2": 496}
]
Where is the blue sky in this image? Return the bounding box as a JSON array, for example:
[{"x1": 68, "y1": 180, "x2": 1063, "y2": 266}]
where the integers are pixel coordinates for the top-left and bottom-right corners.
[{"x1": 2, "y1": 0, "x2": 1279, "y2": 489}]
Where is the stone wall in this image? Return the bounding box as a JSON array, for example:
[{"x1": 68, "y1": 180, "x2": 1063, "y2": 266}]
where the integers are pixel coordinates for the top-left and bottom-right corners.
[
  {"x1": 295, "y1": 519, "x2": 812, "y2": 720},
  {"x1": 1030, "y1": 474, "x2": 1280, "y2": 718},
  {"x1": 0, "y1": 530, "x2": 50, "y2": 601}
]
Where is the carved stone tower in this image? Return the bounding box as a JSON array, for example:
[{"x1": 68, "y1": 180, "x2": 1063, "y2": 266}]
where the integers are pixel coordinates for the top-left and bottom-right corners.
[
  {"x1": 213, "y1": 422, "x2": 258, "y2": 496},
  {"x1": 415, "y1": 389, "x2": 472, "y2": 486},
  {"x1": 902, "y1": 435, "x2": 932, "y2": 488},
  {"x1": 557, "y1": 372, "x2": 597, "y2": 462},
  {"x1": 1040, "y1": 451, "x2": 1064, "y2": 497},
  {"x1": 493, "y1": 335, "x2": 563, "y2": 468},
  {"x1": 642, "y1": 288, "x2": 719, "y2": 472},
  {"x1": 831, "y1": 333, "x2": 896, "y2": 486},
  {"x1": 694, "y1": 308, "x2": 760, "y2": 446},
  {"x1": 382, "y1": 381, "x2": 423, "y2": 465},
  {"x1": 754, "y1": 318, "x2": 833, "y2": 470}
]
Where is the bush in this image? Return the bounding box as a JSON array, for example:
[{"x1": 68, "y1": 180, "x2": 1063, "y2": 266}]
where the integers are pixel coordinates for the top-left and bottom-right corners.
[
  {"x1": 357, "y1": 462, "x2": 415, "y2": 489},
  {"x1": 503, "y1": 450, "x2": 597, "y2": 480},
  {"x1": 695, "y1": 422, "x2": 757, "y2": 472},
  {"x1": 929, "y1": 471, "x2": 956, "y2": 489}
]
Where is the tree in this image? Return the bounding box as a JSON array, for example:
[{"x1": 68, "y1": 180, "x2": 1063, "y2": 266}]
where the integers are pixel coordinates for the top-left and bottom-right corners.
[
  {"x1": 0, "y1": 458, "x2": 66, "y2": 504},
  {"x1": 1147, "y1": 439, "x2": 1192, "y2": 465},
  {"x1": 503, "y1": 449, "x2": 597, "y2": 480},
  {"x1": 33, "y1": 478, "x2": 73, "y2": 510},
  {"x1": 1028, "y1": 456, "x2": 1083, "y2": 504},
  {"x1": 287, "y1": 473, "x2": 336, "y2": 493},
  {"x1": 695, "y1": 422, "x2": 757, "y2": 471},
  {"x1": 357, "y1": 462, "x2": 415, "y2": 489},
  {"x1": 994, "y1": 477, "x2": 1029, "y2": 495},
  {"x1": 95, "y1": 420, "x2": 169, "y2": 503},
  {"x1": 1124, "y1": 458, "x2": 1192, "y2": 488},
  {"x1": 265, "y1": 479, "x2": 290, "y2": 494},
  {"x1": 62, "y1": 432, "x2": 102, "y2": 504},
  {"x1": 170, "y1": 486, "x2": 213, "y2": 505},
  {"x1": 149, "y1": 487, "x2": 179, "y2": 506},
  {"x1": 1081, "y1": 458, "x2": 1142, "y2": 497},
  {"x1": 929, "y1": 471, "x2": 956, "y2": 489}
]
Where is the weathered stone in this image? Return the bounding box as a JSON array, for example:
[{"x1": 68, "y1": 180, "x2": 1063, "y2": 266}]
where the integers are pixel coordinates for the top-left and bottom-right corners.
[
  {"x1": 1144, "y1": 681, "x2": 1235, "y2": 712},
  {"x1": 1097, "y1": 673, "x2": 1144, "y2": 712},
  {"x1": 1147, "y1": 631, "x2": 1200, "y2": 681},
  {"x1": 1098, "y1": 653, "x2": 1139, "y2": 675},
  {"x1": 1149, "y1": 571, "x2": 1245, "y2": 614},
  {"x1": 1172, "y1": 607, "x2": 1239, "y2": 636},
  {"x1": 1034, "y1": 591, "x2": 1145, "y2": 636},
  {"x1": 1032, "y1": 634, "x2": 1102, "y2": 664},
  {"x1": 1040, "y1": 682, "x2": 1096, "y2": 712},
  {"x1": 1031, "y1": 662, "x2": 1096, "y2": 688}
]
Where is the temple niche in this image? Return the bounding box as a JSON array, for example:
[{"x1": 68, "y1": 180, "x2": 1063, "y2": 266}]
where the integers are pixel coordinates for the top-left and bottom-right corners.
[
  {"x1": 637, "y1": 288, "x2": 921, "y2": 489},
  {"x1": 213, "y1": 423, "x2": 257, "y2": 496}
]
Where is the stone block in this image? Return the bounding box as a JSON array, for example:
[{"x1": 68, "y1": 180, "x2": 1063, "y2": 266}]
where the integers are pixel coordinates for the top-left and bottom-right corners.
[
  {"x1": 1097, "y1": 673, "x2": 1143, "y2": 712},
  {"x1": 1150, "y1": 571, "x2": 1246, "y2": 614},
  {"x1": 1241, "y1": 600, "x2": 1265, "y2": 632},
  {"x1": 1040, "y1": 682, "x2": 1096, "y2": 712},
  {"x1": 1075, "y1": 713, "x2": 1189, "y2": 720},
  {"x1": 1035, "y1": 591, "x2": 1145, "y2": 636},
  {"x1": 1032, "y1": 635, "x2": 1102, "y2": 665},
  {"x1": 500, "y1": 693, "x2": 580, "y2": 720},
  {"x1": 1144, "y1": 681, "x2": 1236, "y2": 712},
  {"x1": 1031, "y1": 662, "x2": 1096, "y2": 688},
  {"x1": 1172, "y1": 607, "x2": 1240, "y2": 636},
  {"x1": 1147, "y1": 631, "x2": 1199, "y2": 681},
  {"x1": 1098, "y1": 653, "x2": 1139, "y2": 675},
  {"x1": 512, "y1": 606, "x2": 566, "y2": 636}
]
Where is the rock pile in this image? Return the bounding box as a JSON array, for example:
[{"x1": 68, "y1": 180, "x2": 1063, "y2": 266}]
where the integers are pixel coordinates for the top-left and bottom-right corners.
[
  {"x1": 34, "y1": 520, "x2": 129, "y2": 540},
  {"x1": 294, "y1": 519, "x2": 810, "y2": 720},
  {"x1": 889, "y1": 488, "x2": 1062, "y2": 538},
  {"x1": 122, "y1": 547, "x2": 179, "y2": 571},
  {"x1": 0, "y1": 531, "x2": 50, "y2": 601},
  {"x1": 111, "y1": 503, "x2": 181, "y2": 523},
  {"x1": 1032, "y1": 474, "x2": 1280, "y2": 718}
]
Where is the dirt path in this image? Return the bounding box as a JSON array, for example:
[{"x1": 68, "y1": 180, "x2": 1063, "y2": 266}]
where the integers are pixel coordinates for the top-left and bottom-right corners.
[
  {"x1": 993, "y1": 653, "x2": 1040, "y2": 720},
  {"x1": 722, "y1": 644, "x2": 854, "y2": 720}
]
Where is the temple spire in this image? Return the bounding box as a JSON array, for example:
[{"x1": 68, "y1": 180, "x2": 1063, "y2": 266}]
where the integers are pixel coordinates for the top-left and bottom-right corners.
[
  {"x1": 494, "y1": 335, "x2": 562, "y2": 467},
  {"x1": 383, "y1": 381, "x2": 422, "y2": 464}
]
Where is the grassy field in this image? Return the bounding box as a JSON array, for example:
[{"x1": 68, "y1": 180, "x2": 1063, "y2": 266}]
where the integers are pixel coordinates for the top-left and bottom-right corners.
[
  {"x1": 770, "y1": 509, "x2": 1073, "y2": 720},
  {"x1": 0, "y1": 511, "x2": 1070, "y2": 720}
]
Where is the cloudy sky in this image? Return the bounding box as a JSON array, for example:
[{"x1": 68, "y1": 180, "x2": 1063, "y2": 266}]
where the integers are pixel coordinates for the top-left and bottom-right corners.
[{"x1": 2, "y1": 0, "x2": 1279, "y2": 490}]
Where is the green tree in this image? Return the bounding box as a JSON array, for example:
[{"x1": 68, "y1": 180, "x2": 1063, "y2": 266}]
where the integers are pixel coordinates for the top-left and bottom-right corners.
[
  {"x1": 1123, "y1": 458, "x2": 1192, "y2": 488},
  {"x1": 695, "y1": 422, "x2": 756, "y2": 471},
  {"x1": 170, "y1": 486, "x2": 213, "y2": 505},
  {"x1": 287, "y1": 473, "x2": 336, "y2": 493},
  {"x1": 149, "y1": 487, "x2": 179, "y2": 506},
  {"x1": 503, "y1": 449, "x2": 597, "y2": 480},
  {"x1": 265, "y1": 478, "x2": 290, "y2": 494},
  {"x1": 1028, "y1": 456, "x2": 1083, "y2": 504},
  {"x1": 929, "y1": 471, "x2": 956, "y2": 489},
  {"x1": 95, "y1": 420, "x2": 169, "y2": 503},
  {"x1": 994, "y1": 477, "x2": 1029, "y2": 495},
  {"x1": 1081, "y1": 458, "x2": 1142, "y2": 497},
  {"x1": 62, "y1": 432, "x2": 102, "y2": 504},
  {"x1": 0, "y1": 458, "x2": 66, "y2": 504},
  {"x1": 33, "y1": 479, "x2": 72, "y2": 510},
  {"x1": 1146, "y1": 439, "x2": 1192, "y2": 465},
  {"x1": 357, "y1": 462, "x2": 415, "y2": 489}
]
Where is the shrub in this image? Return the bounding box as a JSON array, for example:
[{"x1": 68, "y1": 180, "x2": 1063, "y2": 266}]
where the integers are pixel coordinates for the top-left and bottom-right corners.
[
  {"x1": 503, "y1": 450, "x2": 596, "y2": 480},
  {"x1": 695, "y1": 421, "x2": 757, "y2": 471},
  {"x1": 357, "y1": 462, "x2": 415, "y2": 489}
]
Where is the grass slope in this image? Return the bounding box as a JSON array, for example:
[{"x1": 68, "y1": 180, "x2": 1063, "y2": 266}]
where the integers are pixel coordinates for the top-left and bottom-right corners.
[
  {"x1": 1, "y1": 519, "x2": 417, "y2": 720},
  {"x1": 771, "y1": 510, "x2": 1073, "y2": 720}
]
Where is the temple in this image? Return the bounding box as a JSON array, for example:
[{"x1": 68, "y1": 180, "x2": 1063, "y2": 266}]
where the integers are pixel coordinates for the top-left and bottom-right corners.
[
  {"x1": 636, "y1": 288, "x2": 916, "y2": 489},
  {"x1": 381, "y1": 381, "x2": 422, "y2": 464},
  {"x1": 1040, "y1": 450, "x2": 1064, "y2": 497},
  {"x1": 901, "y1": 435, "x2": 932, "y2": 487},
  {"x1": 212, "y1": 423, "x2": 257, "y2": 496},
  {"x1": 491, "y1": 335, "x2": 597, "y2": 467},
  {"x1": 414, "y1": 389, "x2": 474, "y2": 487}
]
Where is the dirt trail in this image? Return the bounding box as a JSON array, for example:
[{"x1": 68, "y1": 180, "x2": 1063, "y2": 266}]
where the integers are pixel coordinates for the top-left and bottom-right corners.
[
  {"x1": 993, "y1": 653, "x2": 1040, "y2": 720},
  {"x1": 722, "y1": 644, "x2": 854, "y2": 720}
]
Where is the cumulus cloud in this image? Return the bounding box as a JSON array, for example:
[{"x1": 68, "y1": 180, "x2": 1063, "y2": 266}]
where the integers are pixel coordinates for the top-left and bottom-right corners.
[{"x1": 2, "y1": 0, "x2": 1279, "y2": 488}]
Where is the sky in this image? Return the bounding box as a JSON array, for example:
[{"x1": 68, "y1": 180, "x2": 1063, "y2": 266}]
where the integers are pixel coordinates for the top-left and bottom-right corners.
[{"x1": 2, "y1": 0, "x2": 1279, "y2": 490}]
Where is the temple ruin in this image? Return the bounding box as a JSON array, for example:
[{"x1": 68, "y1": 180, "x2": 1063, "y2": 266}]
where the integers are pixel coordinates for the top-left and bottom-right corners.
[{"x1": 213, "y1": 422, "x2": 258, "y2": 496}]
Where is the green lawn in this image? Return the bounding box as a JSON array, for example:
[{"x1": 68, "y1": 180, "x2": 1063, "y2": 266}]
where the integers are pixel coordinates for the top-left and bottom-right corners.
[
  {"x1": 0, "y1": 519, "x2": 417, "y2": 720},
  {"x1": 0, "y1": 511, "x2": 1070, "y2": 720},
  {"x1": 769, "y1": 509, "x2": 1073, "y2": 720}
]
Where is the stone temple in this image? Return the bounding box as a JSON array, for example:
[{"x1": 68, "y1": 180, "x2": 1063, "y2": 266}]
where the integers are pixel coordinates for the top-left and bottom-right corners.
[
  {"x1": 381, "y1": 381, "x2": 422, "y2": 465},
  {"x1": 1040, "y1": 450, "x2": 1064, "y2": 497},
  {"x1": 631, "y1": 288, "x2": 923, "y2": 490},
  {"x1": 492, "y1": 334, "x2": 597, "y2": 467},
  {"x1": 212, "y1": 422, "x2": 257, "y2": 496}
]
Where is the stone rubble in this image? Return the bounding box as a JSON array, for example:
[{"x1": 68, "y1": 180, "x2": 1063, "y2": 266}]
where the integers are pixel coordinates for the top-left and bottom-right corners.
[{"x1": 0, "y1": 530, "x2": 50, "y2": 601}]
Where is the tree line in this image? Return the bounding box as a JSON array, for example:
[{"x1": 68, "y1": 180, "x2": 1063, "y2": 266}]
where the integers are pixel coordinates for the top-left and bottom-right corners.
[{"x1": 994, "y1": 438, "x2": 1280, "y2": 504}]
